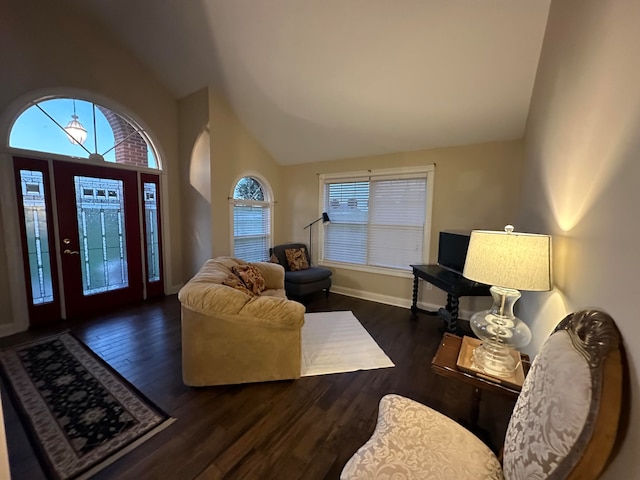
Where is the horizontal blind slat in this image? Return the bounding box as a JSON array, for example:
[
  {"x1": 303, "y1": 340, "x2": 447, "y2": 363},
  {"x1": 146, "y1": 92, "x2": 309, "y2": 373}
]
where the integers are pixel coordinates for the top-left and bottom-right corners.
[
  {"x1": 233, "y1": 203, "x2": 270, "y2": 262},
  {"x1": 323, "y1": 174, "x2": 427, "y2": 269}
]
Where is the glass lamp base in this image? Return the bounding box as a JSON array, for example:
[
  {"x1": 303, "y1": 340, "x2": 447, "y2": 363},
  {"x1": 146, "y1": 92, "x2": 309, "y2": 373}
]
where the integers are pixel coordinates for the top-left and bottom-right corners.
[
  {"x1": 471, "y1": 340, "x2": 518, "y2": 377},
  {"x1": 469, "y1": 285, "x2": 532, "y2": 378}
]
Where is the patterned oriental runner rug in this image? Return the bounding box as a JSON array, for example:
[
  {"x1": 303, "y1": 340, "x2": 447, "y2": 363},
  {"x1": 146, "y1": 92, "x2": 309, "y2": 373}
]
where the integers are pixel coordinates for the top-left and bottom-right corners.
[{"x1": 0, "y1": 333, "x2": 175, "y2": 480}]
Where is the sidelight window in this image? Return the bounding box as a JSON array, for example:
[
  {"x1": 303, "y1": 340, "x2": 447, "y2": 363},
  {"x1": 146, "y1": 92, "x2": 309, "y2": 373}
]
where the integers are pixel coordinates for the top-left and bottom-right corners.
[{"x1": 18, "y1": 170, "x2": 55, "y2": 304}]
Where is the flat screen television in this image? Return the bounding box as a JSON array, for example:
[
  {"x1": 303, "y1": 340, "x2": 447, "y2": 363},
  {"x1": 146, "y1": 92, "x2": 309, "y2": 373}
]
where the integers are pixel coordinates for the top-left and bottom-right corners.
[{"x1": 437, "y1": 231, "x2": 471, "y2": 275}]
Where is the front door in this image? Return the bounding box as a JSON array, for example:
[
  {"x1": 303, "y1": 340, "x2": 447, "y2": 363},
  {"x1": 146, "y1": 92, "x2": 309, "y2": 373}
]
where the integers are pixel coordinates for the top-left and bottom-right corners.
[
  {"x1": 53, "y1": 161, "x2": 143, "y2": 318},
  {"x1": 13, "y1": 157, "x2": 149, "y2": 322}
]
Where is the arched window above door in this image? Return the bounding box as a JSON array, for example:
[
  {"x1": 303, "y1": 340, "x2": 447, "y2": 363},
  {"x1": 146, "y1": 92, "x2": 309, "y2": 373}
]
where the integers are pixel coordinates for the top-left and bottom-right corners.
[{"x1": 9, "y1": 97, "x2": 160, "y2": 169}]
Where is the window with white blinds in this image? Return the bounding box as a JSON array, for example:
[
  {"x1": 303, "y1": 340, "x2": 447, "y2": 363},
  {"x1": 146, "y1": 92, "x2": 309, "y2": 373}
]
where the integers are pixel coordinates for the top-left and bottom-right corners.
[
  {"x1": 232, "y1": 177, "x2": 271, "y2": 262},
  {"x1": 321, "y1": 168, "x2": 433, "y2": 271}
]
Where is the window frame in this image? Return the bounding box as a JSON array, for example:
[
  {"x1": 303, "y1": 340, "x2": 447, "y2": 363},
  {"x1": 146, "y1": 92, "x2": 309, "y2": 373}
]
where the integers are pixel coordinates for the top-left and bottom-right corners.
[
  {"x1": 229, "y1": 175, "x2": 274, "y2": 262},
  {"x1": 318, "y1": 165, "x2": 435, "y2": 278},
  {"x1": 9, "y1": 96, "x2": 161, "y2": 171}
]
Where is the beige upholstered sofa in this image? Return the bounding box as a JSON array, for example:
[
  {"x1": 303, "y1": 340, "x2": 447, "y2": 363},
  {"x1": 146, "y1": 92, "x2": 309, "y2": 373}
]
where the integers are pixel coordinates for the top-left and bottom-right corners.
[{"x1": 178, "y1": 257, "x2": 305, "y2": 386}]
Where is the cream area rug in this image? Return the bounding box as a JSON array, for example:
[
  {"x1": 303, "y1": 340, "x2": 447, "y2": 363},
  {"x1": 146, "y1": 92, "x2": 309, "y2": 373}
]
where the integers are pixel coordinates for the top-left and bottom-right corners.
[{"x1": 301, "y1": 311, "x2": 395, "y2": 376}]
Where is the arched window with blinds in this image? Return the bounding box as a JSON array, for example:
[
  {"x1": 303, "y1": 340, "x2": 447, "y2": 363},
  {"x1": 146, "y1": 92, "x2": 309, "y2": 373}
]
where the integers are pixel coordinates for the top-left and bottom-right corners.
[{"x1": 231, "y1": 176, "x2": 272, "y2": 262}]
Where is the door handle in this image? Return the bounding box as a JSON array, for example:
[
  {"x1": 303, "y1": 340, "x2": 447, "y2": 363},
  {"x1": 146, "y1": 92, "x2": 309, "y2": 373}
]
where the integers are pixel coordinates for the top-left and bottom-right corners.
[{"x1": 64, "y1": 249, "x2": 80, "y2": 255}]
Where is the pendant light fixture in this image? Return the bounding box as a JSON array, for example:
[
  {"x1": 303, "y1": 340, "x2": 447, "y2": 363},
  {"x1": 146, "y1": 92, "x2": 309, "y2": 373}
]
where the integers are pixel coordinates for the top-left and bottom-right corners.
[{"x1": 64, "y1": 99, "x2": 88, "y2": 145}]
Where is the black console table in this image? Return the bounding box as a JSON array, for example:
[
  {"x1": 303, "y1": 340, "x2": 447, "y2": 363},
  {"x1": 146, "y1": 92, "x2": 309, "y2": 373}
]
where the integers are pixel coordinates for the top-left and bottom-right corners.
[{"x1": 410, "y1": 264, "x2": 491, "y2": 333}]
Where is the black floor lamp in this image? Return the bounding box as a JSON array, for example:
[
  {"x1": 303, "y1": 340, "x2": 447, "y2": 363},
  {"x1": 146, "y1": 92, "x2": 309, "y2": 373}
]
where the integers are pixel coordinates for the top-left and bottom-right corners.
[{"x1": 303, "y1": 212, "x2": 330, "y2": 262}]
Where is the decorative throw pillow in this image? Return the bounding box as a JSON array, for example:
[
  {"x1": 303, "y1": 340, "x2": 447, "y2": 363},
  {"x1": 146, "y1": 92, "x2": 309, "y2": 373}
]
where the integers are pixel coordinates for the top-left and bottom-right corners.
[
  {"x1": 270, "y1": 253, "x2": 280, "y2": 264},
  {"x1": 285, "y1": 248, "x2": 309, "y2": 271},
  {"x1": 231, "y1": 264, "x2": 266, "y2": 295},
  {"x1": 222, "y1": 274, "x2": 255, "y2": 296}
]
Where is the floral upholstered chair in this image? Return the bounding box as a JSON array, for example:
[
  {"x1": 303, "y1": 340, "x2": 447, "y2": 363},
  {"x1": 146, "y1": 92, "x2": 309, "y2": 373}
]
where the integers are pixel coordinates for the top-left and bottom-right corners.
[{"x1": 341, "y1": 310, "x2": 624, "y2": 480}]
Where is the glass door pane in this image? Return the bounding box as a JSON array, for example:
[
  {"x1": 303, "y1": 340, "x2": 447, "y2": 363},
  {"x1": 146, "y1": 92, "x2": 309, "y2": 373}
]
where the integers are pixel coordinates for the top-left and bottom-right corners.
[
  {"x1": 19, "y1": 170, "x2": 55, "y2": 304},
  {"x1": 143, "y1": 182, "x2": 160, "y2": 282},
  {"x1": 74, "y1": 176, "x2": 129, "y2": 295}
]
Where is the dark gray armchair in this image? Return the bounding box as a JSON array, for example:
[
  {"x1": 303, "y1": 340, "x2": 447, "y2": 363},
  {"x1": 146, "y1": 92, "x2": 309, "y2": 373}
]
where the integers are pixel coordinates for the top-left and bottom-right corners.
[{"x1": 270, "y1": 243, "x2": 332, "y2": 298}]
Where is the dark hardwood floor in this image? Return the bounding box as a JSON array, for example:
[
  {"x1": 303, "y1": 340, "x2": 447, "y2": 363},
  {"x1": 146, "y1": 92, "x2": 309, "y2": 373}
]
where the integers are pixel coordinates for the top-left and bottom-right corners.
[{"x1": 1, "y1": 293, "x2": 516, "y2": 479}]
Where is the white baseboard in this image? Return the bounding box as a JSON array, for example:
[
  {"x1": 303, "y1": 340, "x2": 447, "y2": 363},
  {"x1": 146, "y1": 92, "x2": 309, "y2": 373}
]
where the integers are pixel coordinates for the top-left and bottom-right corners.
[
  {"x1": 167, "y1": 283, "x2": 183, "y2": 295},
  {"x1": 330, "y1": 285, "x2": 416, "y2": 309},
  {"x1": 329, "y1": 285, "x2": 475, "y2": 320}
]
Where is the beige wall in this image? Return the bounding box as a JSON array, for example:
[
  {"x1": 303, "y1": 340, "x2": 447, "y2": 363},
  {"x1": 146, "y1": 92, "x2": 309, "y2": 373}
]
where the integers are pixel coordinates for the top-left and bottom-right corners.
[
  {"x1": 519, "y1": 0, "x2": 640, "y2": 476},
  {"x1": 208, "y1": 89, "x2": 282, "y2": 258},
  {"x1": 180, "y1": 88, "x2": 523, "y2": 314},
  {"x1": 0, "y1": 0, "x2": 182, "y2": 332},
  {"x1": 178, "y1": 88, "x2": 212, "y2": 279},
  {"x1": 280, "y1": 140, "x2": 524, "y2": 311}
]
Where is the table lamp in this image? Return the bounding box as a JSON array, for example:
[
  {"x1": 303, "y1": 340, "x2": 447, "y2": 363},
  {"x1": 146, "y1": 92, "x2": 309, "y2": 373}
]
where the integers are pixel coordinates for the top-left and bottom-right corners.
[{"x1": 462, "y1": 225, "x2": 552, "y2": 377}]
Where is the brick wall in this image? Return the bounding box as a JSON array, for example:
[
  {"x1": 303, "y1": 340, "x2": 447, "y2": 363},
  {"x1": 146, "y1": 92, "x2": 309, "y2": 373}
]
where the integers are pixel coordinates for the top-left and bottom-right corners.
[{"x1": 97, "y1": 106, "x2": 149, "y2": 167}]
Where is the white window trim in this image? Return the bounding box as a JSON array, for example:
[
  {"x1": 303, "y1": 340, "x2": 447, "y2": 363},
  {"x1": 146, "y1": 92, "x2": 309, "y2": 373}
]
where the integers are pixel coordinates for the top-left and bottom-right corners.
[
  {"x1": 318, "y1": 165, "x2": 435, "y2": 274},
  {"x1": 229, "y1": 173, "x2": 274, "y2": 261}
]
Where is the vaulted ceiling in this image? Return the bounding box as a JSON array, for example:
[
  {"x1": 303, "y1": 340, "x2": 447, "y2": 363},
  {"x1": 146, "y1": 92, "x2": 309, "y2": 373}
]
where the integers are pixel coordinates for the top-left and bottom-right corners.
[{"x1": 60, "y1": 0, "x2": 551, "y2": 165}]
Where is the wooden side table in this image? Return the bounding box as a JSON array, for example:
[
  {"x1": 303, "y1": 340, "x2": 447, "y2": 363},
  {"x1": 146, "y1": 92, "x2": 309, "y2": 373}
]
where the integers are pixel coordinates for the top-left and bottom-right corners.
[{"x1": 431, "y1": 333, "x2": 530, "y2": 428}]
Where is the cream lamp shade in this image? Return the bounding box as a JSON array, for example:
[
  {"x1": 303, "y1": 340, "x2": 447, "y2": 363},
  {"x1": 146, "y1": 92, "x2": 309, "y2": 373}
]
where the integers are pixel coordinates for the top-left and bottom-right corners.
[{"x1": 463, "y1": 226, "x2": 552, "y2": 292}]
